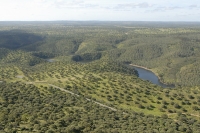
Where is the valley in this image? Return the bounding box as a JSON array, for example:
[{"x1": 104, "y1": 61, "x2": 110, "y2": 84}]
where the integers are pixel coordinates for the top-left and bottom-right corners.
[{"x1": 0, "y1": 21, "x2": 200, "y2": 132}]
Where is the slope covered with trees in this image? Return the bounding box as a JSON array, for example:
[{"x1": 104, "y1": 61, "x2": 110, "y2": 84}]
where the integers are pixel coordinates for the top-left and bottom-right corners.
[
  {"x1": 0, "y1": 21, "x2": 200, "y2": 132},
  {"x1": 1, "y1": 22, "x2": 200, "y2": 86}
]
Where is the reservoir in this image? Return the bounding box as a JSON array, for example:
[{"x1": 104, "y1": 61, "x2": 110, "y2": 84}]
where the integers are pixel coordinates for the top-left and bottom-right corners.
[{"x1": 133, "y1": 66, "x2": 174, "y2": 88}]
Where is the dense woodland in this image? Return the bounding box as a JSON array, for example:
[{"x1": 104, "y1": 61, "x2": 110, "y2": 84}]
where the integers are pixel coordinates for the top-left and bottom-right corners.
[{"x1": 0, "y1": 21, "x2": 200, "y2": 132}]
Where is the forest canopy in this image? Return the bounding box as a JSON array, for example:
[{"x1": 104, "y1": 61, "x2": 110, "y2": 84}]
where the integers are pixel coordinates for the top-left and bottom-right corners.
[{"x1": 0, "y1": 21, "x2": 200, "y2": 132}]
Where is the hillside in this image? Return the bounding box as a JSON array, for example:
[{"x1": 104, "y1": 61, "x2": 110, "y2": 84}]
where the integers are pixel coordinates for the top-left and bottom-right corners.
[
  {"x1": 0, "y1": 21, "x2": 200, "y2": 132},
  {"x1": 1, "y1": 22, "x2": 200, "y2": 86}
]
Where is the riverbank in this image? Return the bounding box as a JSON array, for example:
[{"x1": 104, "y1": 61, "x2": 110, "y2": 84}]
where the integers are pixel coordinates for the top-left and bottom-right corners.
[
  {"x1": 130, "y1": 64, "x2": 174, "y2": 88},
  {"x1": 130, "y1": 64, "x2": 153, "y2": 72}
]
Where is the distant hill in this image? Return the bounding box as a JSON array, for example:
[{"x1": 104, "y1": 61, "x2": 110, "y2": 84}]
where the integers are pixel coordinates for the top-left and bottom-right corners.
[
  {"x1": 1, "y1": 22, "x2": 200, "y2": 86},
  {"x1": 0, "y1": 30, "x2": 44, "y2": 50}
]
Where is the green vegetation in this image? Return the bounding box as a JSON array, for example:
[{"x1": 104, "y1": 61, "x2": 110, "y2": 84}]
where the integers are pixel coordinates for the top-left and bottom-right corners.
[
  {"x1": 0, "y1": 21, "x2": 200, "y2": 132},
  {"x1": 1, "y1": 81, "x2": 200, "y2": 133},
  {"x1": 1, "y1": 22, "x2": 200, "y2": 86}
]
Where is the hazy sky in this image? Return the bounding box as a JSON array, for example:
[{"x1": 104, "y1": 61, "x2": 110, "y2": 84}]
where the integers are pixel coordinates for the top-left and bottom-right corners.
[{"x1": 0, "y1": 0, "x2": 200, "y2": 21}]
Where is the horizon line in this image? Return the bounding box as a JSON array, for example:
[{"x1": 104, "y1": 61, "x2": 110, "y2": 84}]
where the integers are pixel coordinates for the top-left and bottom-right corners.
[{"x1": 0, "y1": 20, "x2": 200, "y2": 22}]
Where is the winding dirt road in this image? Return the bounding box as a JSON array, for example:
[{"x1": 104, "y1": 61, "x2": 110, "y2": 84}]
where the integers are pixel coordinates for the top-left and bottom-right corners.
[{"x1": 49, "y1": 84, "x2": 117, "y2": 111}]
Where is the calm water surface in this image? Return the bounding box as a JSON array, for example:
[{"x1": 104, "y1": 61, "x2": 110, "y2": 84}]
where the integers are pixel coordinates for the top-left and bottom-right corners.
[
  {"x1": 47, "y1": 59, "x2": 55, "y2": 62},
  {"x1": 133, "y1": 66, "x2": 174, "y2": 88}
]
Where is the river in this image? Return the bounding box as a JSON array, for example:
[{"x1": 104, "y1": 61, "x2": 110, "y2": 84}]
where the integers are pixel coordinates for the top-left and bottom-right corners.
[{"x1": 132, "y1": 66, "x2": 174, "y2": 88}]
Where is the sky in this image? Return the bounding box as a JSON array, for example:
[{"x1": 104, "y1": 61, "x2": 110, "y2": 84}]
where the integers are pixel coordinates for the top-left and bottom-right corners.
[{"x1": 0, "y1": 0, "x2": 200, "y2": 21}]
